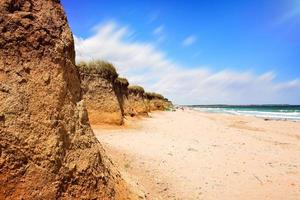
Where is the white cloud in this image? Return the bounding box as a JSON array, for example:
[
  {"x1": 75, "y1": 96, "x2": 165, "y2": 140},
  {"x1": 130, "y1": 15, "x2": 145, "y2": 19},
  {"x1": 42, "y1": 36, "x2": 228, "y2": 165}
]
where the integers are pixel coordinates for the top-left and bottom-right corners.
[
  {"x1": 182, "y1": 35, "x2": 197, "y2": 46},
  {"x1": 274, "y1": 80, "x2": 300, "y2": 91},
  {"x1": 74, "y1": 21, "x2": 300, "y2": 105}
]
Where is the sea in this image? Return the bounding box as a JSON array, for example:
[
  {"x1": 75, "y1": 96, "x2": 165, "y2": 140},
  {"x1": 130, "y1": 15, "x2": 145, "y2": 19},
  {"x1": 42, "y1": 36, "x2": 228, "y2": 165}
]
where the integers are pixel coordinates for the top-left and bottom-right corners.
[{"x1": 188, "y1": 105, "x2": 300, "y2": 121}]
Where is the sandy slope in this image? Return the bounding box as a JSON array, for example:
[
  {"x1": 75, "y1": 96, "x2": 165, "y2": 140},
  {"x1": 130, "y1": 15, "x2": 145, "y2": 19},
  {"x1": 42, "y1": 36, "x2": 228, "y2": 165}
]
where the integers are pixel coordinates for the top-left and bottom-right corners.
[{"x1": 93, "y1": 110, "x2": 300, "y2": 200}]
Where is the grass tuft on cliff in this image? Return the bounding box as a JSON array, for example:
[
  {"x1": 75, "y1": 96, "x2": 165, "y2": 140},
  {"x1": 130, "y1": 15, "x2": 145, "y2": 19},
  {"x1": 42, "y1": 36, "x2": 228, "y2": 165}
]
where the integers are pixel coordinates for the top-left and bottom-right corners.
[
  {"x1": 128, "y1": 85, "x2": 145, "y2": 94},
  {"x1": 145, "y1": 92, "x2": 164, "y2": 100},
  {"x1": 115, "y1": 77, "x2": 129, "y2": 86},
  {"x1": 77, "y1": 60, "x2": 118, "y2": 79}
]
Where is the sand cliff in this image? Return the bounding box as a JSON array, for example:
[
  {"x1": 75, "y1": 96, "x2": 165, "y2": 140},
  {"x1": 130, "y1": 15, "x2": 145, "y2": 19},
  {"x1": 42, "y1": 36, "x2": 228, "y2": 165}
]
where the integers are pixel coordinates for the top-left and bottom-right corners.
[
  {"x1": 78, "y1": 61, "x2": 124, "y2": 125},
  {"x1": 78, "y1": 61, "x2": 172, "y2": 125},
  {"x1": 145, "y1": 92, "x2": 172, "y2": 111},
  {"x1": 0, "y1": 0, "x2": 133, "y2": 199},
  {"x1": 124, "y1": 86, "x2": 149, "y2": 117}
]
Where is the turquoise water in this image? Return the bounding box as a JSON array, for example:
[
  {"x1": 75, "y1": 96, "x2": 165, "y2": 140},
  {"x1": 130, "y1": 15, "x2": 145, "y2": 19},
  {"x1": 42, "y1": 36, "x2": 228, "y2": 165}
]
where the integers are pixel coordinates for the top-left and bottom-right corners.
[{"x1": 189, "y1": 105, "x2": 300, "y2": 121}]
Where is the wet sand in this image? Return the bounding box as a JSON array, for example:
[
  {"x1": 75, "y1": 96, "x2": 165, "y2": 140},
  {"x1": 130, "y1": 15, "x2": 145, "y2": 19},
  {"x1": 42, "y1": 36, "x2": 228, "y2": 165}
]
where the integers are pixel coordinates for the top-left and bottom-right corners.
[{"x1": 93, "y1": 109, "x2": 300, "y2": 200}]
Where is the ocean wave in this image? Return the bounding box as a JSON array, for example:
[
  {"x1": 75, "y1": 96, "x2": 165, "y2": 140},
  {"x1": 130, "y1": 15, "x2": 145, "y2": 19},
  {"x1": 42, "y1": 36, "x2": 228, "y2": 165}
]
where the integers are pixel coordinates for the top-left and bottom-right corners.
[{"x1": 192, "y1": 107, "x2": 300, "y2": 121}]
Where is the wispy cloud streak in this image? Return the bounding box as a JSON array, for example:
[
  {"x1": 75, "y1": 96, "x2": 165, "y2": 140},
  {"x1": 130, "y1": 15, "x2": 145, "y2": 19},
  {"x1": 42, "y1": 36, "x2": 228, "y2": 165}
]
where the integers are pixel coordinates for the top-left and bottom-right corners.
[
  {"x1": 277, "y1": 0, "x2": 300, "y2": 25},
  {"x1": 182, "y1": 35, "x2": 197, "y2": 46}
]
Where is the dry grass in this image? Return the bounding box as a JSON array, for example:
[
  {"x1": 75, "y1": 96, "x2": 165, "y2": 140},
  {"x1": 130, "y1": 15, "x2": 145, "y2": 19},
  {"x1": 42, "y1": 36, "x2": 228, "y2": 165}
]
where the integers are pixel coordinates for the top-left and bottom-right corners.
[
  {"x1": 145, "y1": 92, "x2": 164, "y2": 100},
  {"x1": 128, "y1": 85, "x2": 145, "y2": 94},
  {"x1": 77, "y1": 60, "x2": 118, "y2": 78},
  {"x1": 115, "y1": 77, "x2": 129, "y2": 87}
]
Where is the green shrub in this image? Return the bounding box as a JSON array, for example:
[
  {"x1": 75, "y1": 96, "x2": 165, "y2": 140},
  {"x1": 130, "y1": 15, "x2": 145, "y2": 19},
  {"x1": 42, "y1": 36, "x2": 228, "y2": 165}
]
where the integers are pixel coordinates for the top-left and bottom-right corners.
[{"x1": 77, "y1": 60, "x2": 118, "y2": 78}]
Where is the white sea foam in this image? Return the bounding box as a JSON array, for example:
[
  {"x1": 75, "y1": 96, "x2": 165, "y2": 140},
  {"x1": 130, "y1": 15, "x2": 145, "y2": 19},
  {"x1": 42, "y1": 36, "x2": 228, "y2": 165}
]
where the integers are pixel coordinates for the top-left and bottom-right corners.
[{"x1": 193, "y1": 107, "x2": 300, "y2": 121}]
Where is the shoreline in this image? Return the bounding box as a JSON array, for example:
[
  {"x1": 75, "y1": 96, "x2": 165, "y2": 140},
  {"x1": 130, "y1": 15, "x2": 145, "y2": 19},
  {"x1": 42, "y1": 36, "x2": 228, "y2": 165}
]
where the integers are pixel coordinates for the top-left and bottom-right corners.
[
  {"x1": 93, "y1": 109, "x2": 300, "y2": 199},
  {"x1": 185, "y1": 107, "x2": 300, "y2": 122}
]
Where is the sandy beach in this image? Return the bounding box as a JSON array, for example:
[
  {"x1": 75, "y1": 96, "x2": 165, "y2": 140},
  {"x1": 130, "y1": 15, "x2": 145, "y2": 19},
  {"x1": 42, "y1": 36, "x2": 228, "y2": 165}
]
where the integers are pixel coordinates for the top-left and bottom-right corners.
[{"x1": 93, "y1": 109, "x2": 300, "y2": 200}]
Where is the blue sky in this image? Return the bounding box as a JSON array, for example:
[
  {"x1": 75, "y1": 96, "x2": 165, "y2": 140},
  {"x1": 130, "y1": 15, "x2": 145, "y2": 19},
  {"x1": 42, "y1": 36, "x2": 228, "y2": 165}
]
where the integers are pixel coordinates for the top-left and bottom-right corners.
[{"x1": 62, "y1": 0, "x2": 300, "y2": 104}]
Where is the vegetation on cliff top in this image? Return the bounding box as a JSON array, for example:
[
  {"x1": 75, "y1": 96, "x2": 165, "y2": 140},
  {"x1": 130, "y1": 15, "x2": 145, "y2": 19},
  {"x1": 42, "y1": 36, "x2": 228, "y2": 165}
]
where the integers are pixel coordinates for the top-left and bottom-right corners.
[
  {"x1": 77, "y1": 60, "x2": 170, "y2": 102},
  {"x1": 115, "y1": 77, "x2": 129, "y2": 86},
  {"x1": 145, "y1": 92, "x2": 165, "y2": 100},
  {"x1": 77, "y1": 60, "x2": 118, "y2": 79},
  {"x1": 128, "y1": 85, "x2": 145, "y2": 94}
]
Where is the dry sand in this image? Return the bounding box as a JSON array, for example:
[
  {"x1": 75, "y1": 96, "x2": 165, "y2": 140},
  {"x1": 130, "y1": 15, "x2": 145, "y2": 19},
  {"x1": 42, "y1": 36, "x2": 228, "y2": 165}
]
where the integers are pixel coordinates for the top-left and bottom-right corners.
[{"x1": 93, "y1": 109, "x2": 300, "y2": 200}]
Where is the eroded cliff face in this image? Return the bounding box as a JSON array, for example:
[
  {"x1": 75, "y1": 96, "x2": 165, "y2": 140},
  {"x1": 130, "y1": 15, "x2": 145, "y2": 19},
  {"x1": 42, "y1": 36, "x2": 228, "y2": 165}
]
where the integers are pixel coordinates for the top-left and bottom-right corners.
[
  {"x1": 148, "y1": 99, "x2": 168, "y2": 111},
  {"x1": 114, "y1": 77, "x2": 128, "y2": 118},
  {"x1": 79, "y1": 70, "x2": 123, "y2": 125},
  {"x1": 0, "y1": 0, "x2": 130, "y2": 199},
  {"x1": 145, "y1": 94, "x2": 172, "y2": 112},
  {"x1": 124, "y1": 90, "x2": 148, "y2": 117}
]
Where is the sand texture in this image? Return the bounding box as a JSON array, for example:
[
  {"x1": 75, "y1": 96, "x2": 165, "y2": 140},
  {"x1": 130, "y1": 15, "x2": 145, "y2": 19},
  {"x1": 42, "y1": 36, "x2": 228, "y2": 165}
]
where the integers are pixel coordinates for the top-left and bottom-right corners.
[{"x1": 94, "y1": 109, "x2": 300, "y2": 200}]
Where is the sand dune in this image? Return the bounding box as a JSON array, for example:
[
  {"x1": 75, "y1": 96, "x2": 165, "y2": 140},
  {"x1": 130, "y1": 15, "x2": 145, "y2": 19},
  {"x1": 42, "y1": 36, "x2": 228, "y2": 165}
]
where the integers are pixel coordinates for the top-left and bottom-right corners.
[{"x1": 94, "y1": 109, "x2": 300, "y2": 200}]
